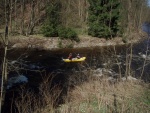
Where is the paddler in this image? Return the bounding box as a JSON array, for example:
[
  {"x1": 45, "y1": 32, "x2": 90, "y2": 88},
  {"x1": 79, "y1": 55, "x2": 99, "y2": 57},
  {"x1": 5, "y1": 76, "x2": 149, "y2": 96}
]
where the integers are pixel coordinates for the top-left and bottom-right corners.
[
  {"x1": 68, "y1": 53, "x2": 72, "y2": 60},
  {"x1": 76, "y1": 53, "x2": 81, "y2": 59}
]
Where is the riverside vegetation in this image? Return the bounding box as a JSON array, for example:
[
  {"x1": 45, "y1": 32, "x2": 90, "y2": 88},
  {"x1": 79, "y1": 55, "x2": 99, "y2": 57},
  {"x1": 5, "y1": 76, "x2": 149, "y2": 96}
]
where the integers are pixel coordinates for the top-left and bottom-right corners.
[{"x1": 14, "y1": 72, "x2": 150, "y2": 113}]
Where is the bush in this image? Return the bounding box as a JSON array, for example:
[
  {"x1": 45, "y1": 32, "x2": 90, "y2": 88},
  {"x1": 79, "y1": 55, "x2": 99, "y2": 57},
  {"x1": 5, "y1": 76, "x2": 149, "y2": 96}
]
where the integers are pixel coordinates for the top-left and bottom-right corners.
[
  {"x1": 57, "y1": 27, "x2": 67, "y2": 39},
  {"x1": 41, "y1": 25, "x2": 58, "y2": 37},
  {"x1": 41, "y1": 2, "x2": 79, "y2": 42},
  {"x1": 58, "y1": 27, "x2": 79, "y2": 42},
  {"x1": 41, "y1": 25, "x2": 79, "y2": 42}
]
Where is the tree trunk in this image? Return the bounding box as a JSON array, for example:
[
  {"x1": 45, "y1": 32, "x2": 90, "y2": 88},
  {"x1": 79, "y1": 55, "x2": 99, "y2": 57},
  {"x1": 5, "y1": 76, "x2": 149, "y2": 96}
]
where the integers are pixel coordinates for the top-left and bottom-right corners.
[
  {"x1": 9, "y1": 0, "x2": 13, "y2": 33},
  {"x1": 37, "y1": 0, "x2": 40, "y2": 25},
  {"x1": 14, "y1": 0, "x2": 17, "y2": 31},
  {"x1": 20, "y1": 0, "x2": 25, "y2": 35},
  {"x1": 127, "y1": 0, "x2": 132, "y2": 33},
  {"x1": 0, "y1": 0, "x2": 9, "y2": 112},
  {"x1": 26, "y1": 0, "x2": 35, "y2": 36}
]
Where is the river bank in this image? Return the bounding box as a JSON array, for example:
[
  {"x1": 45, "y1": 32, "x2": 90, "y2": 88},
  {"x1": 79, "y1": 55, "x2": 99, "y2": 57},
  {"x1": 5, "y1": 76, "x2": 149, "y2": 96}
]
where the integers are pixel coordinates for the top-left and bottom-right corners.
[{"x1": 7, "y1": 33, "x2": 146, "y2": 50}]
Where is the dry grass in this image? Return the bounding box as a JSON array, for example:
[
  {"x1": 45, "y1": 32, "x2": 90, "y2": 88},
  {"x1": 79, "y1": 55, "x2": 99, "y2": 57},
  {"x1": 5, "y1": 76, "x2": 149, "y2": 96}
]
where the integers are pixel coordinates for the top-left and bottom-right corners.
[
  {"x1": 15, "y1": 74, "x2": 62, "y2": 113},
  {"x1": 7, "y1": 68, "x2": 150, "y2": 113},
  {"x1": 58, "y1": 78, "x2": 150, "y2": 113},
  {"x1": 13, "y1": 55, "x2": 150, "y2": 113},
  {"x1": 0, "y1": 32, "x2": 145, "y2": 50}
]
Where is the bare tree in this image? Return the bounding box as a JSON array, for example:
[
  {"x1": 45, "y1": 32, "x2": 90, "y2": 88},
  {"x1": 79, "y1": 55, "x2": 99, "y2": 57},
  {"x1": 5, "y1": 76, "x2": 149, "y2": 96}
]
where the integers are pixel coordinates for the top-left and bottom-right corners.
[
  {"x1": 14, "y1": 0, "x2": 17, "y2": 31},
  {"x1": 9, "y1": 0, "x2": 13, "y2": 33},
  {"x1": 20, "y1": 0, "x2": 25, "y2": 35},
  {"x1": 0, "y1": 0, "x2": 9, "y2": 112},
  {"x1": 26, "y1": 0, "x2": 35, "y2": 36}
]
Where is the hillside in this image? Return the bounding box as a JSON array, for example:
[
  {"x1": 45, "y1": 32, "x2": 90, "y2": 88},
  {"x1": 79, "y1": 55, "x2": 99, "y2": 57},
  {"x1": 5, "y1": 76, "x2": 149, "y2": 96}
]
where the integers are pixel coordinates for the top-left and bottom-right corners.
[{"x1": 0, "y1": 0, "x2": 149, "y2": 38}]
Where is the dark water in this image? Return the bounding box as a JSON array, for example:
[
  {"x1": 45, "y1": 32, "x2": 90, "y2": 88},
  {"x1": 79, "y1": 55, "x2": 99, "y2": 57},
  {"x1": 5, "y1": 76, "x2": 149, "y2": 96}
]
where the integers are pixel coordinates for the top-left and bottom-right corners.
[
  {"x1": 0, "y1": 38, "x2": 150, "y2": 113},
  {"x1": 142, "y1": 22, "x2": 150, "y2": 34}
]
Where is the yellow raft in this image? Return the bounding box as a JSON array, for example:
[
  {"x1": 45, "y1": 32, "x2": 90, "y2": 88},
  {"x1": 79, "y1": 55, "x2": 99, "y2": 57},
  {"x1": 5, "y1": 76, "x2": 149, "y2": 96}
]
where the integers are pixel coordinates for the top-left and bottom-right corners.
[{"x1": 62, "y1": 57, "x2": 86, "y2": 62}]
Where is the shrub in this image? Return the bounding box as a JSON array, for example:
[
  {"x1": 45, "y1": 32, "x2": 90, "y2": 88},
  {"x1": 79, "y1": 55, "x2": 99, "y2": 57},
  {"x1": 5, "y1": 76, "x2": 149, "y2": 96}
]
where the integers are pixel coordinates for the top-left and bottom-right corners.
[
  {"x1": 67, "y1": 28, "x2": 77, "y2": 40},
  {"x1": 58, "y1": 40, "x2": 63, "y2": 48},
  {"x1": 41, "y1": 25, "x2": 58, "y2": 37},
  {"x1": 57, "y1": 27, "x2": 68, "y2": 39},
  {"x1": 41, "y1": 2, "x2": 79, "y2": 42},
  {"x1": 58, "y1": 27, "x2": 79, "y2": 42}
]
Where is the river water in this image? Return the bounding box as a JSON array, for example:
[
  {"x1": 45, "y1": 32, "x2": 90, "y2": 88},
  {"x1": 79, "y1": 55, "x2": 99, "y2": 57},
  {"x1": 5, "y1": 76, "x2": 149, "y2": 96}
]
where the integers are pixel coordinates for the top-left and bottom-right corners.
[
  {"x1": 0, "y1": 37, "x2": 150, "y2": 113},
  {"x1": 3, "y1": 38, "x2": 149, "y2": 81}
]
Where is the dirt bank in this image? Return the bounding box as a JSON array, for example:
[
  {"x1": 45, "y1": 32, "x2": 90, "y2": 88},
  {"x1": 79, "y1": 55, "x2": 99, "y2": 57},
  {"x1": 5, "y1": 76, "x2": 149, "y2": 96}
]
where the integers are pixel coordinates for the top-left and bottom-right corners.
[{"x1": 3, "y1": 33, "x2": 146, "y2": 50}]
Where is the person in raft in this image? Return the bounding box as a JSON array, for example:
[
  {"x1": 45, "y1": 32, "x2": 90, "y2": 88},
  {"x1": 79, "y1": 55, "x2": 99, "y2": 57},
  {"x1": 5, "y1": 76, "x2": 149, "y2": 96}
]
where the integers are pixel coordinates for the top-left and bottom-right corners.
[
  {"x1": 76, "y1": 53, "x2": 81, "y2": 59},
  {"x1": 68, "y1": 53, "x2": 73, "y2": 60}
]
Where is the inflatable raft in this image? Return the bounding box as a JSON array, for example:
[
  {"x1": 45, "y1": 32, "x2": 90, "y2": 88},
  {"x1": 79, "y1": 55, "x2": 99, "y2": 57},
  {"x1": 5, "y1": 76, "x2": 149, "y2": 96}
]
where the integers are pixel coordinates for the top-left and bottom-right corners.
[{"x1": 62, "y1": 57, "x2": 86, "y2": 62}]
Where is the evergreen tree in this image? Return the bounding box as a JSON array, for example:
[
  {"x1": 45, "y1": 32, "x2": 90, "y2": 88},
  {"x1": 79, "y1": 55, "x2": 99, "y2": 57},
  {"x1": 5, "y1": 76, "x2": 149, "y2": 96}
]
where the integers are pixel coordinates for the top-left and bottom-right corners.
[
  {"x1": 41, "y1": 2, "x2": 78, "y2": 41},
  {"x1": 88, "y1": 0, "x2": 121, "y2": 38},
  {"x1": 41, "y1": 2, "x2": 61, "y2": 37}
]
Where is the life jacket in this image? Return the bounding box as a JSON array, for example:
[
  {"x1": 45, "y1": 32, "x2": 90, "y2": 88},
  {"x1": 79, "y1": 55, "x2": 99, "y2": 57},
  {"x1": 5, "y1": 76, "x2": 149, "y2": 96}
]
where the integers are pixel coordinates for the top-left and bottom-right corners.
[{"x1": 68, "y1": 54, "x2": 72, "y2": 59}]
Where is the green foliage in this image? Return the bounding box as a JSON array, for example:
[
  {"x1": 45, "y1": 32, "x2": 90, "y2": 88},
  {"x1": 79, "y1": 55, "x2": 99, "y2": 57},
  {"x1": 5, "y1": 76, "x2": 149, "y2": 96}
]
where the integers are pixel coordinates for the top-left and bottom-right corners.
[
  {"x1": 142, "y1": 90, "x2": 150, "y2": 106},
  {"x1": 46, "y1": 3, "x2": 61, "y2": 27},
  {"x1": 58, "y1": 27, "x2": 79, "y2": 42},
  {"x1": 88, "y1": 0, "x2": 121, "y2": 38},
  {"x1": 66, "y1": 43, "x2": 74, "y2": 48},
  {"x1": 41, "y1": 2, "x2": 61, "y2": 37},
  {"x1": 58, "y1": 40, "x2": 63, "y2": 48},
  {"x1": 74, "y1": 28, "x2": 88, "y2": 35},
  {"x1": 41, "y1": 2, "x2": 79, "y2": 42},
  {"x1": 41, "y1": 24, "x2": 58, "y2": 37},
  {"x1": 122, "y1": 36, "x2": 127, "y2": 43}
]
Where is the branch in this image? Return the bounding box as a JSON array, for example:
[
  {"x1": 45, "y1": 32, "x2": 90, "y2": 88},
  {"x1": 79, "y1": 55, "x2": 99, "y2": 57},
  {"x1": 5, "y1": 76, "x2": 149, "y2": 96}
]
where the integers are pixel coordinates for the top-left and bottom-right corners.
[{"x1": 0, "y1": 33, "x2": 6, "y2": 46}]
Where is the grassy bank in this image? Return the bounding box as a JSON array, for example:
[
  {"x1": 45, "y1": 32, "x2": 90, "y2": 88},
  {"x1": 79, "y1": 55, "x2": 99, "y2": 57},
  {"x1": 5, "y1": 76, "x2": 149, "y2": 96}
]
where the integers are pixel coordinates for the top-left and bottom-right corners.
[
  {"x1": 57, "y1": 78, "x2": 150, "y2": 113},
  {"x1": 14, "y1": 74, "x2": 149, "y2": 113},
  {"x1": 0, "y1": 31, "x2": 145, "y2": 50}
]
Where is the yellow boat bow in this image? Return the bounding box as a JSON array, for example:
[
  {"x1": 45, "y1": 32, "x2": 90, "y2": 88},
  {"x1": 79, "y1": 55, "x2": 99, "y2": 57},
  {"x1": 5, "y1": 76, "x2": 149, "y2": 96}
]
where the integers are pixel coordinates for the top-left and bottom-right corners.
[{"x1": 62, "y1": 57, "x2": 86, "y2": 62}]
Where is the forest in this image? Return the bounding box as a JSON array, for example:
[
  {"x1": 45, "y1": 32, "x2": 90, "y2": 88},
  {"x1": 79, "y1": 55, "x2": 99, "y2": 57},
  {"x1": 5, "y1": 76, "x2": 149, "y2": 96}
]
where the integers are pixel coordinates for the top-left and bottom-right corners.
[{"x1": 0, "y1": 0, "x2": 150, "y2": 38}]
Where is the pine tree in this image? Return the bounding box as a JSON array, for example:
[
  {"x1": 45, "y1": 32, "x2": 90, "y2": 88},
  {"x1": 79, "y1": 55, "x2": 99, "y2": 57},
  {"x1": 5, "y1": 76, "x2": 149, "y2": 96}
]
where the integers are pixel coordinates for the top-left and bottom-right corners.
[
  {"x1": 41, "y1": 1, "x2": 78, "y2": 41},
  {"x1": 41, "y1": 2, "x2": 61, "y2": 37},
  {"x1": 88, "y1": 0, "x2": 121, "y2": 38}
]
